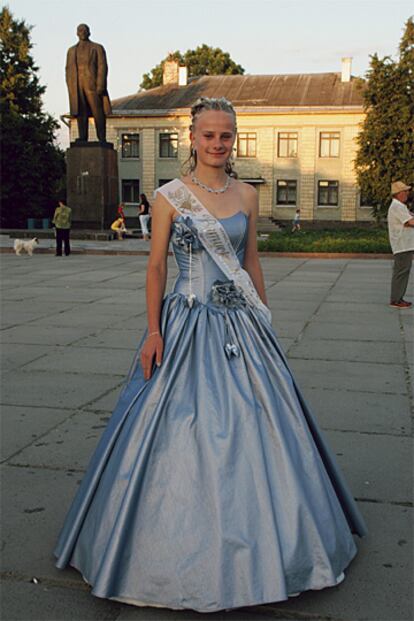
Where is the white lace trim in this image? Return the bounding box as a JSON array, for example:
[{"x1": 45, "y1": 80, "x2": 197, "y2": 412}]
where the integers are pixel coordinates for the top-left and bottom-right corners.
[{"x1": 155, "y1": 179, "x2": 272, "y2": 323}]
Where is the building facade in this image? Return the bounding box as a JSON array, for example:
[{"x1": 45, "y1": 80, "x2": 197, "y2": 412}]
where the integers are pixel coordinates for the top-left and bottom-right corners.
[{"x1": 67, "y1": 59, "x2": 372, "y2": 223}]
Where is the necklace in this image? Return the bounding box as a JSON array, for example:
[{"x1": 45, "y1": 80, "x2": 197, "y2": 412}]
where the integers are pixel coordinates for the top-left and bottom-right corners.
[{"x1": 191, "y1": 174, "x2": 231, "y2": 194}]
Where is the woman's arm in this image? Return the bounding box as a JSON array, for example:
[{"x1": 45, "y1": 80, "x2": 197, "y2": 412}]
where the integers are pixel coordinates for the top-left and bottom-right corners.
[
  {"x1": 140, "y1": 193, "x2": 175, "y2": 379},
  {"x1": 241, "y1": 184, "x2": 268, "y2": 306}
]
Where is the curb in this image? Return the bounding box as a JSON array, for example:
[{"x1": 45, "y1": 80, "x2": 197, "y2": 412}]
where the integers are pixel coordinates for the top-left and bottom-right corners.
[
  {"x1": 0, "y1": 247, "x2": 393, "y2": 260},
  {"x1": 1, "y1": 247, "x2": 394, "y2": 259}
]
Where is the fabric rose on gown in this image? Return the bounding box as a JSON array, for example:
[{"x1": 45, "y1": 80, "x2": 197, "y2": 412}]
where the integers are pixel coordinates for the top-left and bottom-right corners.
[
  {"x1": 172, "y1": 217, "x2": 201, "y2": 252},
  {"x1": 210, "y1": 280, "x2": 247, "y2": 309}
]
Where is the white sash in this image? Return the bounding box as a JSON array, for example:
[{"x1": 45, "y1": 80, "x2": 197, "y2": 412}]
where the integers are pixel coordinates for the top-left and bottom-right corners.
[{"x1": 155, "y1": 179, "x2": 271, "y2": 323}]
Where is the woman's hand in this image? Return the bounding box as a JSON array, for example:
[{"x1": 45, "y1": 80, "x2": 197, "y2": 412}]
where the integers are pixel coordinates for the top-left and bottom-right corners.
[{"x1": 140, "y1": 332, "x2": 164, "y2": 380}]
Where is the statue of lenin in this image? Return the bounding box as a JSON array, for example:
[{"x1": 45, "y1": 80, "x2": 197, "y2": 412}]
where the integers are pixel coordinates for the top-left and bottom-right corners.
[{"x1": 66, "y1": 24, "x2": 112, "y2": 143}]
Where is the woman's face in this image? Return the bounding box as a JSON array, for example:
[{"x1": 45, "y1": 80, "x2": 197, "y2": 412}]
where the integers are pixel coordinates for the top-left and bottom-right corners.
[{"x1": 191, "y1": 110, "x2": 236, "y2": 170}]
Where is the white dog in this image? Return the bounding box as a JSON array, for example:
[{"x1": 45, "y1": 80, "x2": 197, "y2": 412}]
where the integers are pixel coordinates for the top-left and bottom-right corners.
[{"x1": 13, "y1": 237, "x2": 39, "y2": 256}]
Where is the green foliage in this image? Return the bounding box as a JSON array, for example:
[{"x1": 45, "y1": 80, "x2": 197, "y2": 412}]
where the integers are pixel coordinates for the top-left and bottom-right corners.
[
  {"x1": 0, "y1": 6, "x2": 65, "y2": 227},
  {"x1": 140, "y1": 45, "x2": 244, "y2": 90},
  {"x1": 355, "y1": 17, "x2": 414, "y2": 221},
  {"x1": 257, "y1": 229, "x2": 391, "y2": 253}
]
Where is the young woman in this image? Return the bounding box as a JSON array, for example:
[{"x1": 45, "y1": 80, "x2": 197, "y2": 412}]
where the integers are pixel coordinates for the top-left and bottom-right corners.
[
  {"x1": 138, "y1": 193, "x2": 151, "y2": 241},
  {"x1": 55, "y1": 97, "x2": 367, "y2": 613}
]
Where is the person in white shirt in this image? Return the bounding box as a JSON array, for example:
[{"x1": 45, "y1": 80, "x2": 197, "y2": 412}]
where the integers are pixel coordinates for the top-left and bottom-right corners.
[{"x1": 387, "y1": 180, "x2": 414, "y2": 308}]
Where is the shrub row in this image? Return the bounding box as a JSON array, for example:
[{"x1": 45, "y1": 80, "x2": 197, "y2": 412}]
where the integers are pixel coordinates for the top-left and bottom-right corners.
[{"x1": 257, "y1": 229, "x2": 391, "y2": 253}]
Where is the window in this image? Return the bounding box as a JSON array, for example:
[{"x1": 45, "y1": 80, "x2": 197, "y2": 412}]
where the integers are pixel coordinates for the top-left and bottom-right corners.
[
  {"x1": 319, "y1": 132, "x2": 340, "y2": 157},
  {"x1": 121, "y1": 133, "x2": 140, "y2": 158},
  {"x1": 159, "y1": 133, "x2": 178, "y2": 158},
  {"x1": 359, "y1": 190, "x2": 372, "y2": 208},
  {"x1": 237, "y1": 132, "x2": 256, "y2": 157},
  {"x1": 158, "y1": 179, "x2": 173, "y2": 187},
  {"x1": 122, "y1": 179, "x2": 140, "y2": 203},
  {"x1": 276, "y1": 180, "x2": 297, "y2": 205},
  {"x1": 278, "y1": 132, "x2": 298, "y2": 158},
  {"x1": 318, "y1": 180, "x2": 339, "y2": 206}
]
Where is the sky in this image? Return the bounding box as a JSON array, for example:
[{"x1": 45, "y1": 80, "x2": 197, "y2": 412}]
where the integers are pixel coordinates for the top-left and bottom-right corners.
[{"x1": 6, "y1": 0, "x2": 413, "y2": 148}]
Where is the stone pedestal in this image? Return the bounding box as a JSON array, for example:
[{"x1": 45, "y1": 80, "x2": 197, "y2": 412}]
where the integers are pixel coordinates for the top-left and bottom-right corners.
[{"x1": 66, "y1": 141, "x2": 119, "y2": 229}]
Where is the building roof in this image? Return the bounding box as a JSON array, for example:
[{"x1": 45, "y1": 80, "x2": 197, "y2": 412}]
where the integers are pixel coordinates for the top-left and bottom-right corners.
[{"x1": 112, "y1": 73, "x2": 364, "y2": 115}]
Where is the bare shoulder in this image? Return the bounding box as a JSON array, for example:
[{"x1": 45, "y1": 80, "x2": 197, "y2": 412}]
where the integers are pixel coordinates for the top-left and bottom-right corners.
[{"x1": 233, "y1": 180, "x2": 258, "y2": 216}]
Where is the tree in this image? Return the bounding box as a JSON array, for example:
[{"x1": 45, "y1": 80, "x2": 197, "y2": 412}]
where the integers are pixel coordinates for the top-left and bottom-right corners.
[
  {"x1": 140, "y1": 44, "x2": 244, "y2": 90},
  {"x1": 355, "y1": 17, "x2": 414, "y2": 221},
  {"x1": 0, "y1": 6, "x2": 65, "y2": 228}
]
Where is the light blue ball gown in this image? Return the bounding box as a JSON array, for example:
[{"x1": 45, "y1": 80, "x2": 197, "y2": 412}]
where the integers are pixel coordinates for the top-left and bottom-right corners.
[{"x1": 55, "y1": 179, "x2": 367, "y2": 613}]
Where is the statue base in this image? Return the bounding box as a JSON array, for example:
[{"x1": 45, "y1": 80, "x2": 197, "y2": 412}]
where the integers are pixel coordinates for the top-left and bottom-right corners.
[{"x1": 66, "y1": 142, "x2": 119, "y2": 229}]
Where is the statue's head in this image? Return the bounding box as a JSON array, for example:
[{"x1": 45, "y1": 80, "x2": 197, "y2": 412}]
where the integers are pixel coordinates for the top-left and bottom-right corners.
[{"x1": 76, "y1": 24, "x2": 90, "y2": 41}]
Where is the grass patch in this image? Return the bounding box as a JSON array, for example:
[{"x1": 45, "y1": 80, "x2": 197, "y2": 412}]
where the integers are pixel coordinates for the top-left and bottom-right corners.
[{"x1": 257, "y1": 228, "x2": 391, "y2": 253}]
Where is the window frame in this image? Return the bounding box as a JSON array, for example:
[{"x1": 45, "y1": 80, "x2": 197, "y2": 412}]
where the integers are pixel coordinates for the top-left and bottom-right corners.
[
  {"x1": 359, "y1": 189, "x2": 373, "y2": 209},
  {"x1": 236, "y1": 132, "x2": 257, "y2": 158},
  {"x1": 121, "y1": 133, "x2": 140, "y2": 159},
  {"x1": 277, "y1": 131, "x2": 298, "y2": 158},
  {"x1": 158, "y1": 179, "x2": 173, "y2": 187},
  {"x1": 317, "y1": 180, "x2": 339, "y2": 207},
  {"x1": 319, "y1": 131, "x2": 340, "y2": 158},
  {"x1": 159, "y1": 132, "x2": 178, "y2": 158},
  {"x1": 276, "y1": 179, "x2": 298, "y2": 206},
  {"x1": 121, "y1": 179, "x2": 140, "y2": 204}
]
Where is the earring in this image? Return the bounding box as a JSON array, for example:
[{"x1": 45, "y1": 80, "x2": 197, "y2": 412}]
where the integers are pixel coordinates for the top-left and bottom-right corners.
[{"x1": 190, "y1": 147, "x2": 197, "y2": 171}]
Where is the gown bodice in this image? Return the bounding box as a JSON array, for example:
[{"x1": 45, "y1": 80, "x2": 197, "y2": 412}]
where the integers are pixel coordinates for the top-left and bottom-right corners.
[{"x1": 170, "y1": 211, "x2": 248, "y2": 303}]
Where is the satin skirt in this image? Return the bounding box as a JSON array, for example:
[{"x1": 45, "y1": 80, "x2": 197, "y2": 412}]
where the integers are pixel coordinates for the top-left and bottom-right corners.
[{"x1": 55, "y1": 293, "x2": 366, "y2": 613}]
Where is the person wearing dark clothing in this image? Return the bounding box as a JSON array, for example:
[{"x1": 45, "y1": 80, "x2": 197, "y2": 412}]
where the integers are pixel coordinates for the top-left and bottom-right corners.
[{"x1": 138, "y1": 193, "x2": 151, "y2": 241}]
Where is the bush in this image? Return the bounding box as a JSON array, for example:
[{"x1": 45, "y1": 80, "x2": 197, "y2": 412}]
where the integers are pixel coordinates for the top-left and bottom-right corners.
[{"x1": 257, "y1": 228, "x2": 391, "y2": 253}]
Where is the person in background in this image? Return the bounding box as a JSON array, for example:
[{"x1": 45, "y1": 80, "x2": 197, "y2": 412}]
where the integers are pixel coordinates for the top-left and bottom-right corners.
[
  {"x1": 117, "y1": 203, "x2": 125, "y2": 220},
  {"x1": 387, "y1": 180, "x2": 414, "y2": 308},
  {"x1": 52, "y1": 201, "x2": 72, "y2": 257},
  {"x1": 110, "y1": 216, "x2": 127, "y2": 241},
  {"x1": 138, "y1": 193, "x2": 151, "y2": 241},
  {"x1": 291, "y1": 208, "x2": 301, "y2": 233}
]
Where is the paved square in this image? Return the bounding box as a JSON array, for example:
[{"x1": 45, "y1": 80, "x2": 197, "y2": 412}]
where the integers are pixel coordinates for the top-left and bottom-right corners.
[{"x1": 1, "y1": 252, "x2": 412, "y2": 620}]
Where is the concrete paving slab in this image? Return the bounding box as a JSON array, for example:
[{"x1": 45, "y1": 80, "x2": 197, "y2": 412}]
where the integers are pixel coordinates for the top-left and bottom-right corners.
[
  {"x1": 117, "y1": 603, "x2": 292, "y2": 620},
  {"x1": 325, "y1": 288, "x2": 388, "y2": 303},
  {"x1": 1, "y1": 286, "x2": 110, "y2": 303},
  {"x1": 0, "y1": 343, "x2": 53, "y2": 371},
  {"x1": 268, "y1": 503, "x2": 413, "y2": 621},
  {"x1": 0, "y1": 325, "x2": 98, "y2": 346},
  {"x1": 1, "y1": 300, "x2": 77, "y2": 315},
  {"x1": 23, "y1": 347, "x2": 133, "y2": 376},
  {"x1": 311, "y1": 307, "x2": 399, "y2": 328},
  {"x1": 269, "y1": 308, "x2": 315, "y2": 323},
  {"x1": 31, "y1": 311, "x2": 126, "y2": 329},
  {"x1": 324, "y1": 430, "x2": 413, "y2": 503},
  {"x1": 58, "y1": 270, "x2": 133, "y2": 284},
  {"x1": 303, "y1": 320, "x2": 403, "y2": 342},
  {"x1": 271, "y1": 320, "x2": 307, "y2": 339},
  {"x1": 289, "y1": 358, "x2": 407, "y2": 394},
  {"x1": 84, "y1": 386, "x2": 124, "y2": 412},
  {"x1": 1, "y1": 405, "x2": 73, "y2": 462},
  {"x1": 89, "y1": 291, "x2": 145, "y2": 305},
  {"x1": 322, "y1": 300, "x2": 397, "y2": 313},
  {"x1": 288, "y1": 338, "x2": 405, "y2": 364},
  {"x1": 75, "y1": 328, "x2": 145, "y2": 351},
  {"x1": 1, "y1": 370, "x2": 122, "y2": 409},
  {"x1": 0, "y1": 581, "x2": 121, "y2": 621},
  {"x1": 299, "y1": 387, "x2": 411, "y2": 436},
  {"x1": 0, "y1": 465, "x2": 83, "y2": 579},
  {"x1": 83, "y1": 300, "x2": 146, "y2": 316},
  {"x1": 9, "y1": 411, "x2": 108, "y2": 471},
  {"x1": 267, "y1": 288, "x2": 329, "y2": 301}
]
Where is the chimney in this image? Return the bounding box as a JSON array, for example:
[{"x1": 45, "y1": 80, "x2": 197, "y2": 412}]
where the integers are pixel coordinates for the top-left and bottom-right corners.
[
  {"x1": 341, "y1": 57, "x2": 352, "y2": 82},
  {"x1": 163, "y1": 59, "x2": 179, "y2": 85},
  {"x1": 179, "y1": 66, "x2": 188, "y2": 86}
]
